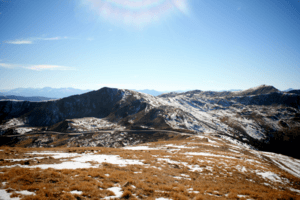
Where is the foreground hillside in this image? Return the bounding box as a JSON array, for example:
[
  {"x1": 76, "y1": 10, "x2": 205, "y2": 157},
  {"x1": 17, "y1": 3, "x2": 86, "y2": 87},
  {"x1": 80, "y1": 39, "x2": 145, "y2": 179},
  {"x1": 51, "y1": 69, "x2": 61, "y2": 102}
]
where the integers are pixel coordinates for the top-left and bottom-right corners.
[
  {"x1": 0, "y1": 134, "x2": 300, "y2": 199},
  {"x1": 1, "y1": 85, "x2": 300, "y2": 159}
]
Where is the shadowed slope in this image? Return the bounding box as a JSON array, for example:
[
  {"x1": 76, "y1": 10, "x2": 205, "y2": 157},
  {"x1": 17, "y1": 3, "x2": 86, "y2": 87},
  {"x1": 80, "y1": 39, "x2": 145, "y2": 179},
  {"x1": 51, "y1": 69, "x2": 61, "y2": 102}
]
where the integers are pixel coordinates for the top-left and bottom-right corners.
[{"x1": 0, "y1": 87, "x2": 124, "y2": 126}]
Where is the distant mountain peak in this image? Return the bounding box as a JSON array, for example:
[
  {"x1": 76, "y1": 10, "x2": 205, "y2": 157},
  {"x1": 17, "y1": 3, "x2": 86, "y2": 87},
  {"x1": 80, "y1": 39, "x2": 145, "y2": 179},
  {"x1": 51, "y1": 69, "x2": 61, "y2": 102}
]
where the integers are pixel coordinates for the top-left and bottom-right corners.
[
  {"x1": 284, "y1": 88, "x2": 294, "y2": 92},
  {"x1": 134, "y1": 89, "x2": 162, "y2": 96},
  {"x1": 236, "y1": 85, "x2": 280, "y2": 96}
]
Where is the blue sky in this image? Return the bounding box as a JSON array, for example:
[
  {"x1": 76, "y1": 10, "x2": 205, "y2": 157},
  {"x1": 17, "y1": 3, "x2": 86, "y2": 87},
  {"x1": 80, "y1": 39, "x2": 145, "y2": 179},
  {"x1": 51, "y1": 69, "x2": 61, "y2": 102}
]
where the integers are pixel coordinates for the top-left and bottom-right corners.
[{"x1": 0, "y1": 0, "x2": 300, "y2": 92}]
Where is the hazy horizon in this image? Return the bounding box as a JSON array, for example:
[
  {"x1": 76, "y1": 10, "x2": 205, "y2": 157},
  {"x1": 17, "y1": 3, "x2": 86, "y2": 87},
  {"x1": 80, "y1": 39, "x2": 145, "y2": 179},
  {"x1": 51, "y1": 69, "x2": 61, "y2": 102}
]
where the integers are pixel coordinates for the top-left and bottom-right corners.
[{"x1": 1, "y1": 84, "x2": 296, "y2": 94}]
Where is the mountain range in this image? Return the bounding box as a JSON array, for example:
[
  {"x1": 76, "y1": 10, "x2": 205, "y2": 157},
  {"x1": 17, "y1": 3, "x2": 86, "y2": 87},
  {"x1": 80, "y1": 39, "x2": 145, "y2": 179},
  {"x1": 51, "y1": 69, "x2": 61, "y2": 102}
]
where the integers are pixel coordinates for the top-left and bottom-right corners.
[
  {"x1": 0, "y1": 88, "x2": 179, "y2": 99},
  {"x1": 1, "y1": 84, "x2": 300, "y2": 159},
  {"x1": 1, "y1": 87, "x2": 187, "y2": 98},
  {"x1": 0, "y1": 95, "x2": 54, "y2": 102},
  {"x1": 1, "y1": 87, "x2": 242, "y2": 99},
  {"x1": 1, "y1": 87, "x2": 91, "y2": 99},
  {"x1": 1, "y1": 87, "x2": 297, "y2": 99}
]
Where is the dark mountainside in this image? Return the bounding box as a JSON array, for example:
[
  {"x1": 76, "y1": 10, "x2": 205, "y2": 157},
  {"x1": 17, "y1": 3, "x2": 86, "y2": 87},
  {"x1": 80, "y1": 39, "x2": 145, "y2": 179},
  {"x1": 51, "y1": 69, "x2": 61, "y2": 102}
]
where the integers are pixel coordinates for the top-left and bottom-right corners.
[
  {"x1": 0, "y1": 85, "x2": 300, "y2": 159},
  {"x1": 288, "y1": 90, "x2": 300, "y2": 95},
  {"x1": 0, "y1": 88, "x2": 124, "y2": 126}
]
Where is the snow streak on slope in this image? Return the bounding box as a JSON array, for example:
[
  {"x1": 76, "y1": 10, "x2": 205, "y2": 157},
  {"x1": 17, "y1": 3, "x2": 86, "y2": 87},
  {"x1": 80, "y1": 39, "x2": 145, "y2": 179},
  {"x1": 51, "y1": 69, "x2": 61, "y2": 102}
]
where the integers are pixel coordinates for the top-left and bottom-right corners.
[{"x1": 261, "y1": 151, "x2": 300, "y2": 178}]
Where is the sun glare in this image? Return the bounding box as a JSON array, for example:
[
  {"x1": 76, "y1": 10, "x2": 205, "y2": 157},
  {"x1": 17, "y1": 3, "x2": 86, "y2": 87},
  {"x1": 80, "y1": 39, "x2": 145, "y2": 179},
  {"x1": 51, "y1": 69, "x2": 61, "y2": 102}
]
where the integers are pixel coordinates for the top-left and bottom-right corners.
[{"x1": 82, "y1": 0, "x2": 189, "y2": 26}]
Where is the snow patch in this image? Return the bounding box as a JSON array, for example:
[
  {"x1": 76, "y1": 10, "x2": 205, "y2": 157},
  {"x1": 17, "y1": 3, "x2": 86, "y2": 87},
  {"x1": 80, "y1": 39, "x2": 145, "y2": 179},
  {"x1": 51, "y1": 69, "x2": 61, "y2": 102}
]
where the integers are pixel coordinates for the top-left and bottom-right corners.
[
  {"x1": 164, "y1": 144, "x2": 196, "y2": 149},
  {"x1": 104, "y1": 186, "x2": 123, "y2": 199},
  {"x1": 1, "y1": 152, "x2": 144, "y2": 169},
  {"x1": 27, "y1": 152, "x2": 79, "y2": 159},
  {"x1": 289, "y1": 188, "x2": 300, "y2": 194},
  {"x1": 15, "y1": 190, "x2": 35, "y2": 196},
  {"x1": 14, "y1": 128, "x2": 33, "y2": 135},
  {"x1": 70, "y1": 190, "x2": 82, "y2": 195},
  {"x1": 0, "y1": 189, "x2": 21, "y2": 200},
  {"x1": 256, "y1": 171, "x2": 282, "y2": 182},
  {"x1": 236, "y1": 165, "x2": 247, "y2": 173}
]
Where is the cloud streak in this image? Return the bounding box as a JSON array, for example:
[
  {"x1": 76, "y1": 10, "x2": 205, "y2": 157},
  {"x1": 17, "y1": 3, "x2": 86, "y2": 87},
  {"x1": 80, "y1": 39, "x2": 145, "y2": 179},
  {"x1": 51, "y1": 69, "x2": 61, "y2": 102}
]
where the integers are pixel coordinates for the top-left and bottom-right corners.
[
  {"x1": 4, "y1": 36, "x2": 69, "y2": 45},
  {"x1": 25, "y1": 65, "x2": 74, "y2": 71},
  {"x1": 0, "y1": 63, "x2": 75, "y2": 71},
  {"x1": 0, "y1": 63, "x2": 17, "y2": 69},
  {"x1": 5, "y1": 40, "x2": 33, "y2": 44}
]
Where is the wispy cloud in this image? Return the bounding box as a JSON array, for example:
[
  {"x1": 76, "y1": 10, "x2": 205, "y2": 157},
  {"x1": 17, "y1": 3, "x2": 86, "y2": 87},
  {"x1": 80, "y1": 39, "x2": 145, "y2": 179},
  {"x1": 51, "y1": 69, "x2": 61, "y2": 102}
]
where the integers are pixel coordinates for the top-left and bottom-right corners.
[
  {"x1": 0, "y1": 63, "x2": 75, "y2": 71},
  {"x1": 42, "y1": 36, "x2": 68, "y2": 41},
  {"x1": 5, "y1": 40, "x2": 33, "y2": 44},
  {"x1": 4, "y1": 36, "x2": 69, "y2": 45},
  {"x1": 0, "y1": 63, "x2": 18, "y2": 69},
  {"x1": 86, "y1": 37, "x2": 94, "y2": 41},
  {"x1": 25, "y1": 65, "x2": 74, "y2": 71}
]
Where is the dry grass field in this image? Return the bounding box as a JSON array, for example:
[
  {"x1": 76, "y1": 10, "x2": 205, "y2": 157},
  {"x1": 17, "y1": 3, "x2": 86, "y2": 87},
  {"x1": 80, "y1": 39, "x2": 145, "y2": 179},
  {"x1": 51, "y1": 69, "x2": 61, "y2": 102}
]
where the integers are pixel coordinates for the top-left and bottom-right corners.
[{"x1": 0, "y1": 134, "x2": 300, "y2": 199}]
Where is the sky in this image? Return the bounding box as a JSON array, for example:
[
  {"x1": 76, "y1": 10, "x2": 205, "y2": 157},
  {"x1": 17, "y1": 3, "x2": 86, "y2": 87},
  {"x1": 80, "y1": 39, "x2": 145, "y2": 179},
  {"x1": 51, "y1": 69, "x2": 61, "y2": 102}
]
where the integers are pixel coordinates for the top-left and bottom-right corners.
[{"x1": 0, "y1": 0, "x2": 300, "y2": 92}]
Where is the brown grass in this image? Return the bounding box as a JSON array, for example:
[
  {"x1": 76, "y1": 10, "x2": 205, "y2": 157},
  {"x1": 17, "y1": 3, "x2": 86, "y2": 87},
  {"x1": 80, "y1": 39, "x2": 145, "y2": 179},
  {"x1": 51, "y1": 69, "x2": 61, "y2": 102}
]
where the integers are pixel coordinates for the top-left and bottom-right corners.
[
  {"x1": 15, "y1": 138, "x2": 33, "y2": 147},
  {"x1": 0, "y1": 136, "x2": 300, "y2": 199}
]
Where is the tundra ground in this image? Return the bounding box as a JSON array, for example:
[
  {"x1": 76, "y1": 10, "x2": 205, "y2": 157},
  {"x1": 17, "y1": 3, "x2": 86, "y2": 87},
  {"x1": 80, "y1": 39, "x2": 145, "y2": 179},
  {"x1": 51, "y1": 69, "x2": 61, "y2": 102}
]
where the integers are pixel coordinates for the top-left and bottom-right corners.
[{"x1": 0, "y1": 134, "x2": 299, "y2": 199}]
